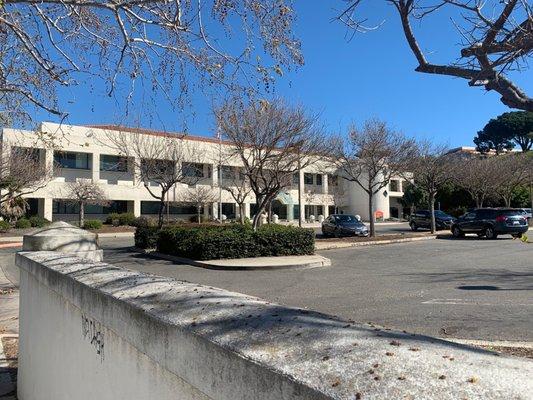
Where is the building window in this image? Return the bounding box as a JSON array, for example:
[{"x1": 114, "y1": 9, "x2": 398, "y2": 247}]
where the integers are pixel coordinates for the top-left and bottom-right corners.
[
  {"x1": 328, "y1": 174, "x2": 338, "y2": 186},
  {"x1": 292, "y1": 173, "x2": 300, "y2": 185},
  {"x1": 141, "y1": 201, "x2": 196, "y2": 215},
  {"x1": 182, "y1": 162, "x2": 204, "y2": 178},
  {"x1": 221, "y1": 165, "x2": 235, "y2": 180},
  {"x1": 390, "y1": 180, "x2": 400, "y2": 192},
  {"x1": 12, "y1": 147, "x2": 40, "y2": 161},
  {"x1": 54, "y1": 151, "x2": 89, "y2": 169},
  {"x1": 100, "y1": 155, "x2": 127, "y2": 172},
  {"x1": 304, "y1": 173, "x2": 313, "y2": 185},
  {"x1": 316, "y1": 174, "x2": 323, "y2": 186},
  {"x1": 53, "y1": 200, "x2": 127, "y2": 214}
]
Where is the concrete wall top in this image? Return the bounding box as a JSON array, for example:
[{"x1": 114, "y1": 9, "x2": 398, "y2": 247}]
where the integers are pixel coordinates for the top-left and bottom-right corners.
[{"x1": 16, "y1": 251, "x2": 533, "y2": 399}]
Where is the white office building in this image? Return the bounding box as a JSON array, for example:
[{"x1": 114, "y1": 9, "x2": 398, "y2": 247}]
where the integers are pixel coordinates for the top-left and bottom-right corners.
[{"x1": 0, "y1": 122, "x2": 406, "y2": 222}]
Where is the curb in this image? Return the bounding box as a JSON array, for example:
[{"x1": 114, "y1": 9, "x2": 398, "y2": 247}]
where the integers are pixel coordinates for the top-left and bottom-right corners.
[
  {"x1": 0, "y1": 243, "x2": 22, "y2": 249},
  {"x1": 442, "y1": 338, "x2": 533, "y2": 349},
  {"x1": 316, "y1": 235, "x2": 436, "y2": 251},
  {"x1": 141, "y1": 250, "x2": 331, "y2": 271}
]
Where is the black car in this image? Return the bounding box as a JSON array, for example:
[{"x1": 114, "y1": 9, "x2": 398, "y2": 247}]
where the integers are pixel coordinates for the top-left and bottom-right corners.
[
  {"x1": 409, "y1": 210, "x2": 455, "y2": 231},
  {"x1": 322, "y1": 214, "x2": 369, "y2": 237},
  {"x1": 451, "y1": 208, "x2": 528, "y2": 239}
]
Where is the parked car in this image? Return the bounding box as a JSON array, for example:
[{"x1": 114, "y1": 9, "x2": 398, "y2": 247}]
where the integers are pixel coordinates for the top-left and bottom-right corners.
[
  {"x1": 321, "y1": 214, "x2": 369, "y2": 237},
  {"x1": 451, "y1": 208, "x2": 528, "y2": 239},
  {"x1": 409, "y1": 210, "x2": 455, "y2": 231}
]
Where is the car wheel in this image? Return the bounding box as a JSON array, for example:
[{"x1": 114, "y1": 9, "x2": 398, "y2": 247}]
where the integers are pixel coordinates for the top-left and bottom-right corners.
[
  {"x1": 452, "y1": 226, "x2": 463, "y2": 238},
  {"x1": 410, "y1": 222, "x2": 417, "y2": 231},
  {"x1": 484, "y1": 227, "x2": 497, "y2": 240},
  {"x1": 321, "y1": 229, "x2": 329, "y2": 238},
  {"x1": 334, "y1": 227, "x2": 341, "y2": 238}
]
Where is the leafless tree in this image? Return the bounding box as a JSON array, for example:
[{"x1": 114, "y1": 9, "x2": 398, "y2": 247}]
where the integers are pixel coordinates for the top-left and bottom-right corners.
[
  {"x1": 408, "y1": 142, "x2": 456, "y2": 233},
  {"x1": 220, "y1": 166, "x2": 252, "y2": 224},
  {"x1": 105, "y1": 131, "x2": 201, "y2": 227},
  {"x1": 64, "y1": 180, "x2": 109, "y2": 227},
  {"x1": 0, "y1": 145, "x2": 54, "y2": 208},
  {"x1": 492, "y1": 153, "x2": 531, "y2": 207},
  {"x1": 1, "y1": 0, "x2": 303, "y2": 125},
  {"x1": 178, "y1": 185, "x2": 217, "y2": 224},
  {"x1": 339, "y1": 1, "x2": 533, "y2": 111},
  {"x1": 337, "y1": 119, "x2": 416, "y2": 237},
  {"x1": 215, "y1": 98, "x2": 326, "y2": 230},
  {"x1": 453, "y1": 156, "x2": 500, "y2": 208}
]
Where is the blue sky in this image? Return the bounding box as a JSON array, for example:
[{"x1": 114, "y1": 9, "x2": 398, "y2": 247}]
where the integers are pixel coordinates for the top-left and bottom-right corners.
[{"x1": 35, "y1": 1, "x2": 532, "y2": 148}]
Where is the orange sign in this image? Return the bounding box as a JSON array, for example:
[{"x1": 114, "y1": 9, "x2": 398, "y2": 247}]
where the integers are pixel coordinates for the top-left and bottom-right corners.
[{"x1": 375, "y1": 210, "x2": 384, "y2": 220}]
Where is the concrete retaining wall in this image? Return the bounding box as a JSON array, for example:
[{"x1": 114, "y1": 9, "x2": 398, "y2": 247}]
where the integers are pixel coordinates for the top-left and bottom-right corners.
[{"x1": 16, "y1": 251, "x2": 533, "y2": 400}]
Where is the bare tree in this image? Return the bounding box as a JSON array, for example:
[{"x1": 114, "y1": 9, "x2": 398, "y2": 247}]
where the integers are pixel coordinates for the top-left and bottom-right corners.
[
  {"x1": 178, "y1": 185, "x2": 218, "y2": 224},
  {"x1": 0, "y1": 145, "x2": 54, "y2": 208},
  {"x1": 339, "y1": 1, "x2": 533, "y2": 111},
  {"x1": 453, "y1": 156, "x2": 500, "y2": 208},
  {"x1": 105, "y1": 131, "x2": 200, "y2": 228},
  {"x1": 64, "y1": 180, "x2": 109, "y2": 227},
  {"x1": 337, "y1": 119, "x2": 416, "y2": 237},
  {"x1": 1, "y1": 0, "x2": 304, "y2": 125},
  {"x1": 216, "y1": 99, "x2": 326, "y2": 230},
  {"x1": 220, "y1": 166, "x2": 252, "y2": 224},
  {"x1": 492, "y1": 153, "x2": 531, "y2": 207},
  {"x1": 408, "y1": 142, "x2": 456, "y2": 233}
]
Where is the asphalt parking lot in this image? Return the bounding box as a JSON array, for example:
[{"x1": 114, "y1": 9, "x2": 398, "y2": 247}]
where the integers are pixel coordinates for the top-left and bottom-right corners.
[{"x1": 102, "y1": 234, "x2": 533, "y2": 342}]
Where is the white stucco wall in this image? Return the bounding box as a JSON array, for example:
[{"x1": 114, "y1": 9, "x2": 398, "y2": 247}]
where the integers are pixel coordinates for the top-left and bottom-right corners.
[{"x1": 15, "y1": 251, "x2": 533, "y2": 400}]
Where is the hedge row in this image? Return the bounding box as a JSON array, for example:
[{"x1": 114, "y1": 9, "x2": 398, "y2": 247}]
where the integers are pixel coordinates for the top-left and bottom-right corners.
[{"x1": 136, "y1": 224, "x2": 315, "y2": 260}]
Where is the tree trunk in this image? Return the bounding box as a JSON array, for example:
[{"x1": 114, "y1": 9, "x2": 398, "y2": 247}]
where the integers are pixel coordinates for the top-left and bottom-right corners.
[
  {"x1": 197, "y1": 205, "x2": 201, "y2": 225},
  {"x1": 429, "y1": 193, "x2": 436, "y2": 234},
  {"x1": 157, "y1": 198, "x2": 165, "y2": 228},
  {"x1": 368, "y1": 191, "x2": 375, "y2": 237},
  {"x1": 79, "y1": 202, "x2": 85, "y2": 228},
  {"x1": 267, "y1": 200, "x2": 272, "y2": 224},
  {"x1": 239, "y1": 202, "x2": 245, "y2": 224}
]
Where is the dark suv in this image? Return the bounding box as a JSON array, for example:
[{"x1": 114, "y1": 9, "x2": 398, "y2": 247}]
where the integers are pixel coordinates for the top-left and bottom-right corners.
[
  {"x1": 409, "y1": 210, "x2": 455, "y2": 231},
  {"x1": 451, "y1": 208, "x2": 528, "y2": 239}
]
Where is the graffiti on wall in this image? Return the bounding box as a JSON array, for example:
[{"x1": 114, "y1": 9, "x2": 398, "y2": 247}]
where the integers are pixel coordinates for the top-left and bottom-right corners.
[{"x1": 81, "y1": 314, "x2": 104, "y2": 362}]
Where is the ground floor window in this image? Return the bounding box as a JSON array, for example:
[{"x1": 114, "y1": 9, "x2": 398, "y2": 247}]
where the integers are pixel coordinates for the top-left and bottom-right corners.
[
  {"x1": 52, "y1": 200, "x2": 128, "y2": 215},
  {"x1": 53, "y1": 200, "x2": 128, "y2": 215},
  {"x1": 141, "y1": 201, "x2": 197, "y2": 215},
  {"x1": 328, "y1": 205, "x2": 336, "y2": 215},
  {"x1": 271, "y1": 200, "x2": 287, "y2": 219},
  {"x1": 221, "y1": 203, "x2": 236, "y2": 219}
]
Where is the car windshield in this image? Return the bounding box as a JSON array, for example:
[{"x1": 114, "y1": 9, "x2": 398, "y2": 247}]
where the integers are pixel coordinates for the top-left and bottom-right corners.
[
  {"x1": 335, "y1": 215, "x2": 359, "y2": 223},
  {"x1": 434, "y1": 211, "x2": 450, "y2": 218},
  {"x1": 499, "y1": 210, "x2": 524, "y2": 217}
]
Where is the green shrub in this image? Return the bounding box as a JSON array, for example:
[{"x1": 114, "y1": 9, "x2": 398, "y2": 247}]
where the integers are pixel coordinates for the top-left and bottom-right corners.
[
  {"x1": 135, "y1": 225, "x2": 160, "y2": 249},
  {"x1": 106, "y1": 212, "x2": 121, "y2": 226},
  {"x1": 118, "y1": 212, "x2": 136, "y2": 226},
  {"x1": 0, "y1": 220, "x2": 11, "y2": 232},
  {"x1": 15, "y1": 218, "x2": 31, "y2": 229},
  {"x1": 83, "y1": 220, "x2": 103, "y2": 230},
  {"x1": 28, "y1": 216, "x2": 50, "y2": 228},
  {"x1": 255, "y1": 224, "x2": 315, "y2": 256},
  {"x1": 156, "y1": 224, "x2": 314, "y2": 260}
]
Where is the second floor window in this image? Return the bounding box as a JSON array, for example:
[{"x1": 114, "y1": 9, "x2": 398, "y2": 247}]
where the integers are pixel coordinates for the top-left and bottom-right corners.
[
  {"x1": 304, "y1": 173, "x2": 314, "y2": 185},
  {"x1": 100, "y1": 155, "x2": 127, "y2": 172},
  {"x1": 182, "y1": 162, "x2": 204, "y2": 178},
  {"x1": 316, "y1": 174, "x2": 323, "y2": 186},
  {"x1": 54, "y1": 151, "x2": 89, "y2": 169},
  {"x1": 390, "y1": 180, "x2": 400, "y2": 192}
]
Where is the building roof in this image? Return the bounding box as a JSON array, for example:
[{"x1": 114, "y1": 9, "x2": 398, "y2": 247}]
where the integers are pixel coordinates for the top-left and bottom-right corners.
[{"x1": 87, "y1": 124, "x2": 231, "y2": 146}]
